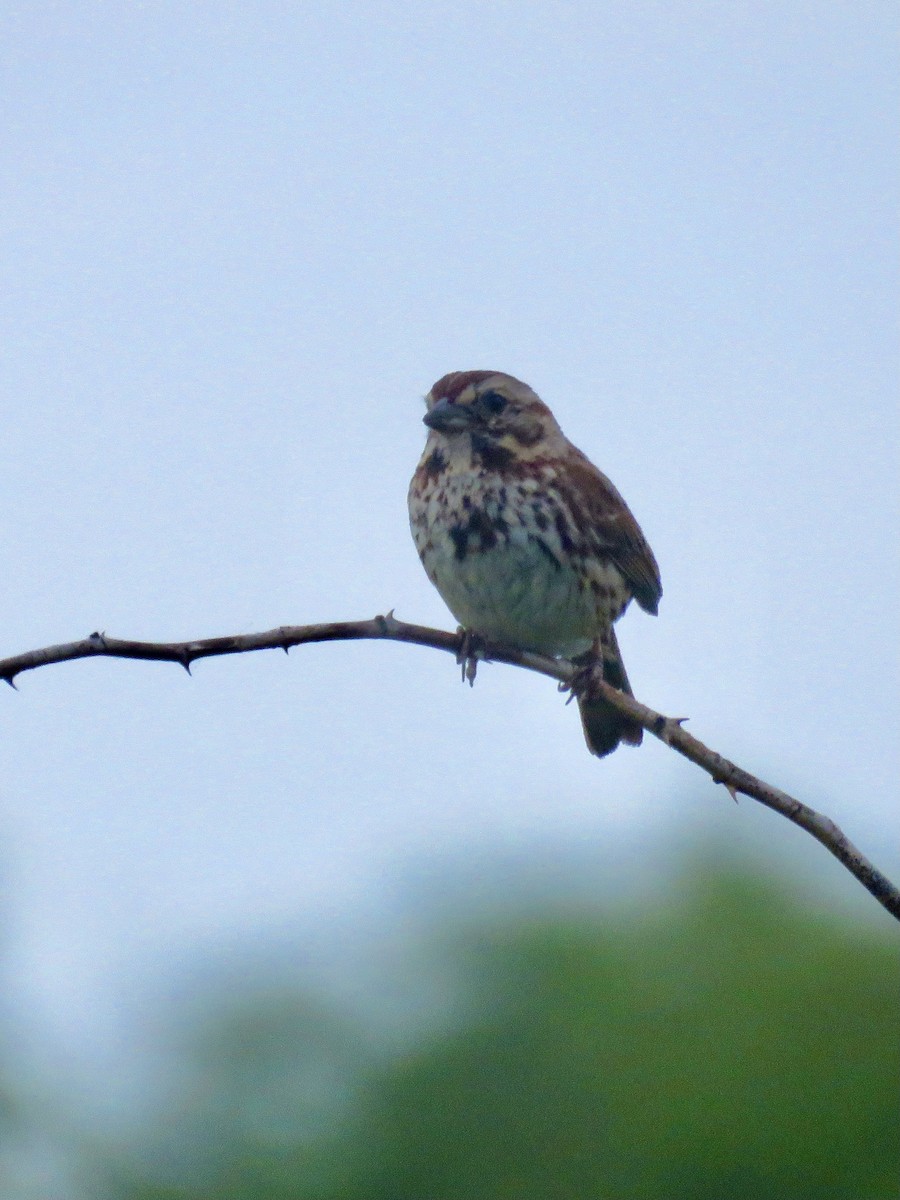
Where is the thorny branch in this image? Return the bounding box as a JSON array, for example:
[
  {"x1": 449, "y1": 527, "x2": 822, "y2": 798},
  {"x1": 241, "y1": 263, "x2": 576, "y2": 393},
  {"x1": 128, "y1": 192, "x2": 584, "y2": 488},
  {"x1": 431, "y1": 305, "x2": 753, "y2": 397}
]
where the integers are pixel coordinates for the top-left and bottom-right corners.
[{"x1": 2, "y1": 615, "x2": 898, "y2": 923}]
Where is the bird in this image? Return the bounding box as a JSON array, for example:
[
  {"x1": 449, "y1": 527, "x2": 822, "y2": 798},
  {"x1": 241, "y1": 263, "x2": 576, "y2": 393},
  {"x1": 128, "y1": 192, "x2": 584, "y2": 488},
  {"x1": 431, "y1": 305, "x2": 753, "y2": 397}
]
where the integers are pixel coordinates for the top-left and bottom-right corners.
[{"x1": 408, "y1": 370, "x2": 661, "y2": 757}]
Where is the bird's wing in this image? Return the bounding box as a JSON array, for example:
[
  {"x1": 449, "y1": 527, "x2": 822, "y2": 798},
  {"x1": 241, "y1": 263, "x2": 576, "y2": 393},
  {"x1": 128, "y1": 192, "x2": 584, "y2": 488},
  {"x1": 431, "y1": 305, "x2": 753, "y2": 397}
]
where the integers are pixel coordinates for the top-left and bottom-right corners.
[{"x1": 567, "y1": 451, "x2": 662, "y2": 615}]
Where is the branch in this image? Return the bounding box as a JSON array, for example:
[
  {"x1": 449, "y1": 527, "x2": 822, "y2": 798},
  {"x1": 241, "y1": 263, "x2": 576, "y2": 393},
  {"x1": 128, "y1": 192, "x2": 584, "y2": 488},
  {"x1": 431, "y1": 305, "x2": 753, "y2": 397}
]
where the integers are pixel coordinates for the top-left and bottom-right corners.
[{"x1": 2, "y1": 616, "x2": 898, "y2": 923}]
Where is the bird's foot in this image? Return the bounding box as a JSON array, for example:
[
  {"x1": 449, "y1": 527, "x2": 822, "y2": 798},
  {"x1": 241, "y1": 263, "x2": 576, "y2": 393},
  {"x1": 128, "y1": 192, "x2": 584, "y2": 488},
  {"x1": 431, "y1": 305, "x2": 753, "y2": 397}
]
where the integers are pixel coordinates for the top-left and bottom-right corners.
[
  {"x1": 559, "y1": 656, "x2": 606, "y2": 706},
  {"x1": 456, "y1": 628, "x2": 486, "y2": 686}
]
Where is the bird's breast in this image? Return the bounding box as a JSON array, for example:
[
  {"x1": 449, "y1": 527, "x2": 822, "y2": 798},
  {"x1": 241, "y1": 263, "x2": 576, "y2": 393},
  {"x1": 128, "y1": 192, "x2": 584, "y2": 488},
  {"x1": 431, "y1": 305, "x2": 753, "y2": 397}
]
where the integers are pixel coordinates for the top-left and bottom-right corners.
[{"x1": 409, "y1": 460, "x2": 628, "y2": 657}]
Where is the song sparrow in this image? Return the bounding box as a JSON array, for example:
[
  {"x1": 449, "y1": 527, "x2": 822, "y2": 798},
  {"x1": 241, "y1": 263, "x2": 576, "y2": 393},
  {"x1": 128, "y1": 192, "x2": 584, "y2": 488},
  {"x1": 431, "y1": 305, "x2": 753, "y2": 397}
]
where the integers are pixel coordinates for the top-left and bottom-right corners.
[{"x1": 408, "y1": 370, "x2": 662, "y2": 757}]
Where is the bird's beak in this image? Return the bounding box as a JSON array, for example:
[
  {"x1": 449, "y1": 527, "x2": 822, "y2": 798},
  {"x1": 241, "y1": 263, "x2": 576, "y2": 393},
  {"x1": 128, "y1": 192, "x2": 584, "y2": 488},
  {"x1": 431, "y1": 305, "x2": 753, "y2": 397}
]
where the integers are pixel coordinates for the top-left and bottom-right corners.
[{"x1": 423, "y1": 397, "x2": 476, "y2": 433}]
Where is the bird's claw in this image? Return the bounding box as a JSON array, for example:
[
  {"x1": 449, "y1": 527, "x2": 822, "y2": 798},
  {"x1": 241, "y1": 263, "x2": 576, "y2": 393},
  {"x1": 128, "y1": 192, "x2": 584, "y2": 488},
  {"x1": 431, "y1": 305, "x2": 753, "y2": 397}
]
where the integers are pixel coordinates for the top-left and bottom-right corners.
[
  {"x1": 456, "y1": 628, "x2": 483, "y2": 686},
  {"x1": 559, "y1": 658, "x2": 606, "y2": 706}
]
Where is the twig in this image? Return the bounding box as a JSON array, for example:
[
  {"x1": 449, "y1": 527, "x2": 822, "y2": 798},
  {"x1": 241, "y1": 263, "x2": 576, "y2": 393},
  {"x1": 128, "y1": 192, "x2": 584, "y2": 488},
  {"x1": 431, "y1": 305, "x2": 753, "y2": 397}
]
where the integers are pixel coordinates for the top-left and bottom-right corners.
[{"x1": 2, "y1": 615, "x2": 897, "y2": 923}]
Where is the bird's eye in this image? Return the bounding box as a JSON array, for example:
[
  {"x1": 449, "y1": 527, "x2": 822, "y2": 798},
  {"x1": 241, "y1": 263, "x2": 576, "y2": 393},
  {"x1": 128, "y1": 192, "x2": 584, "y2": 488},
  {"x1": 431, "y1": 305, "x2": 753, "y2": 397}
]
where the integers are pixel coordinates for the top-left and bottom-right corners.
[{"x1": 480, "y1": 390, "x2": 508, "y2": 414}]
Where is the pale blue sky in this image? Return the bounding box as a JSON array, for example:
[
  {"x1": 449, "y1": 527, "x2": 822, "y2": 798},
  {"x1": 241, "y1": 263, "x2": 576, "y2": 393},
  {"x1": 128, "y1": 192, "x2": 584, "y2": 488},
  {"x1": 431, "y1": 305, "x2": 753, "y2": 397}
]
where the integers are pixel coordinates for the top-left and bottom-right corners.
[{"x1": 1, "y1": 0, "x2": 897, "y2": 1084}]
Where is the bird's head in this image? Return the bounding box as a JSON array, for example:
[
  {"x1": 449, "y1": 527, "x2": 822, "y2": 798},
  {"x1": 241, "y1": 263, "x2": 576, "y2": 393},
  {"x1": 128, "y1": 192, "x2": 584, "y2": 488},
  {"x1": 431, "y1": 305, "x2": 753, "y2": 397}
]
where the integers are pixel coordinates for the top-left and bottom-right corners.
[{"x1": 422, "y1": 371, "x2": 562, "y2": 459}]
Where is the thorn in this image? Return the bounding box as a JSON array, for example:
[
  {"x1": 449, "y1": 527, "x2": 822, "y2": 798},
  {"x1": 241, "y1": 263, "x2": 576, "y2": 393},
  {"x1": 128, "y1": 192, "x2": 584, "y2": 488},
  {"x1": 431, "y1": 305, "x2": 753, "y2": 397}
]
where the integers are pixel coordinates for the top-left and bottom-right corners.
[
  {"x1": 4, "y1": 675, "x2": 18, "y2": 690},
  {"x1": 88, "y1": 631, "x2": 108, "y2": 649},
  {"x1": 713, "y1": 776, "x2": 741, "y2": 803},
  {"x1": 376, "y1": 609, "x2": 400, "y2": 635},
  {"x1": 283, "y1": 644, "x2": 290, "y2": 654},
  {"x1": 180, "y1": 654, "x2": 193, "y2": 675},
  {"x1": 659, "y1": 716, "x2": 689, "y2": 745}
]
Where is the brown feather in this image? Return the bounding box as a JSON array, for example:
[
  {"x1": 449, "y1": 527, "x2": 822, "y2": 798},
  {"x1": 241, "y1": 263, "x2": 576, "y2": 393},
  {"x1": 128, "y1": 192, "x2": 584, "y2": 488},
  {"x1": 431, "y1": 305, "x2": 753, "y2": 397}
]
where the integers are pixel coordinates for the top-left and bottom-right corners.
[
  {"x1": 564, "y1": 451, "x2": 662, "y2": 615},
  {"x1": 577, "y1": 629, "x2": 644, "y2": 756},
  {"x1": 429, "y1": 370, "x2": 510, "y2": 403},
  {"x1": 410, "y1": 369, "x2": 661, "y2": 759}
]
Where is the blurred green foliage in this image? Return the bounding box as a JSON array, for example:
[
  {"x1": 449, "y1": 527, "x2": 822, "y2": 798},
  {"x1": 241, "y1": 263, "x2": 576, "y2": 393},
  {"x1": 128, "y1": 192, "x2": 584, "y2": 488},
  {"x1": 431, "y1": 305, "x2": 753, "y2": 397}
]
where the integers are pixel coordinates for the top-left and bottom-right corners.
[{"x1": 98, "y1": 864, "x2": 898, "y2": 1200}]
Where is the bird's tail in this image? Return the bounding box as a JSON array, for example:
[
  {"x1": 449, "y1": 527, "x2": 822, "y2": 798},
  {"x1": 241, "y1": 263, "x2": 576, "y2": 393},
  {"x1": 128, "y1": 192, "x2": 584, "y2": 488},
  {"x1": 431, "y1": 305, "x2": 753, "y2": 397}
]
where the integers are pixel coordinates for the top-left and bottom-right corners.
[{"x1": 577, "y1": 629, "x2": 644, "y2": 757}]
